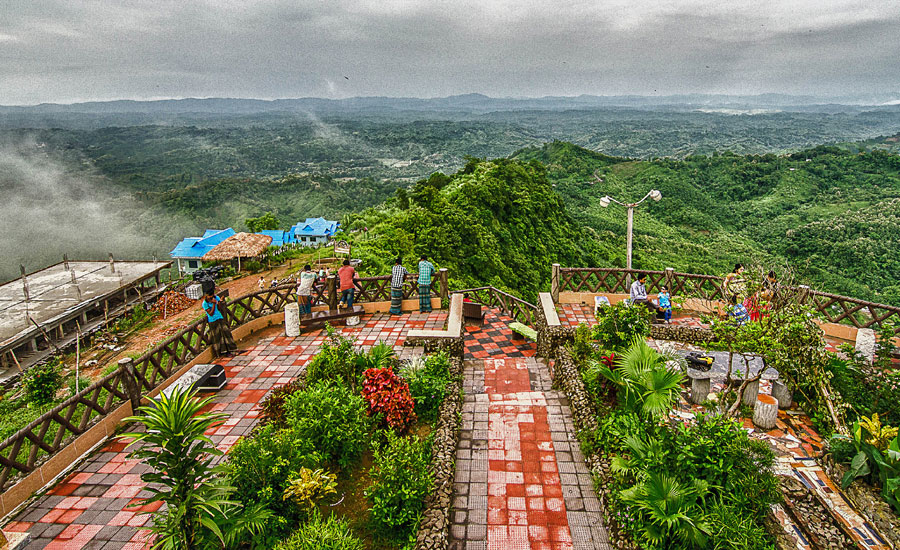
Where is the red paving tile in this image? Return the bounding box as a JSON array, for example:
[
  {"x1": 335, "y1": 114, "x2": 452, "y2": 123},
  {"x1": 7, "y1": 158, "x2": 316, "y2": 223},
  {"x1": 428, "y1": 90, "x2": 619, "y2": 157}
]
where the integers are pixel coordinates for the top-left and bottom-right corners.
[{"x1": 483, "y1": 358, "x2": 575, "y2": 550}]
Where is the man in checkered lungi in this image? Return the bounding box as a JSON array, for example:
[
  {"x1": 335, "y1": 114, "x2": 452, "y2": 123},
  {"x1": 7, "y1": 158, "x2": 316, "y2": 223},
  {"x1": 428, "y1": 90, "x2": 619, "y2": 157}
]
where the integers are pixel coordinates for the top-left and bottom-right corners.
[
  {"x1": 390, "y1": 257, "x2": 408, "y2": 315},
  {"x1": 417, "y1": 255, "x2": 436, "y2": 312}
]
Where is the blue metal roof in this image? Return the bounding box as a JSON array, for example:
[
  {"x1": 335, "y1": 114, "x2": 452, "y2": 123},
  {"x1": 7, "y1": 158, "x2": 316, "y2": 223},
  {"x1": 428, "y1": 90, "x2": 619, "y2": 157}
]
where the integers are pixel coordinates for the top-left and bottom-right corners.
[
  {"x1": 170, "y1": 228, "x2": 236, "y2": 259},
  {"x1": 291, "y1": 217, "x2": 339, "y2": 238},
  {"x1": 258, "y1": 230, "x2": 296, "y2": 248}
]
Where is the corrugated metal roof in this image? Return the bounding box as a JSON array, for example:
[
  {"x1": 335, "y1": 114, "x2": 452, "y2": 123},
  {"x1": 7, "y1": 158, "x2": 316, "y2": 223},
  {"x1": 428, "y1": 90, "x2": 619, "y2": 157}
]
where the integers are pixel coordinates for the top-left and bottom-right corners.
[
  {"x1": 291, "y1": 217, "x2": 339, "y2": 237},
  {"x1": 170, "y1": 228, "x2": 236, "y2": 259},
  {"x1": 258, "y1": 230, "x2": 296, "y2": 248}
]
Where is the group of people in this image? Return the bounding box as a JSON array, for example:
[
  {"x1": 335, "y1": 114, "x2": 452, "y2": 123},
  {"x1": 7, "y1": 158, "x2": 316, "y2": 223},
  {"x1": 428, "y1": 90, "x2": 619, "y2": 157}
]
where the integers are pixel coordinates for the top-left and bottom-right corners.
[{"x1": 628, "y1": 263, "x2": 780, "y2": 328}]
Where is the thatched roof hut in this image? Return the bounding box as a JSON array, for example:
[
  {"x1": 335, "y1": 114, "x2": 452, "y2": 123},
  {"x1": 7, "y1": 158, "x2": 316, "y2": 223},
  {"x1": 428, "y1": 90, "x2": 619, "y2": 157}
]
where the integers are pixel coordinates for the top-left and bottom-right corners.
[{"x1": 203, "y1": 233, "x2": 272, "y2": 270}]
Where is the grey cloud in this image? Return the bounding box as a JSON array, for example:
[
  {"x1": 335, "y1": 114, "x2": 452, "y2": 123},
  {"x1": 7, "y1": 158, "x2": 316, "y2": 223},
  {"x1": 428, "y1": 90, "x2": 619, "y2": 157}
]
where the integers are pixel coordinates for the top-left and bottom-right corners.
[{"x1": 0, "y1": 0, "x2": 898, "y2": 103}]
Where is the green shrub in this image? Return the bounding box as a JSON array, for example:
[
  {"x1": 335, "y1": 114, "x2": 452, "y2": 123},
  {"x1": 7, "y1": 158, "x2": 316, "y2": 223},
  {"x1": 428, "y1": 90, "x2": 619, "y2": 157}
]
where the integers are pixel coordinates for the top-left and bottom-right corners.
[
  {"x1": 22, "y1": 362, "x2": 62, "y2": 405},
  {"x1": 274, "y1": 512, "x2": 363, "y2": 550},
  {"x1": 228, "y1": 424, "x2": 322, "y2": 539},
  {"x1": 829, "y1": 349, "x2": 900, "y2": 427},
  {"x1": 593, "y1": 301, "x2": 652, "y2": 352},
  {"x1": 67, "y1": 375, "x2": 93, "y2": 397},
  {"x1": 705, "y1": 501, "x2": 776, "y2": 550},
  {"x1": 401, "y1": 352, "x2": 453, "y2": 423},
  {"x1": 305, "y1": 327, "x2": 365, "y2": 392},
  {"x1": 367, "y1": 430, "x2": 433, "y2": 537},
  {"x1": 827, "y1": 434, "x2": 856, "y2": 464},
  {"x1": 242, "y1": 260, "x2": 264, "y2": 273},
  {"x1": 259, "y1": 378, "x2": 306, "y2": 428},
  {"x1": 285, "y1": 380, "x2": 371, "y2": 469}
]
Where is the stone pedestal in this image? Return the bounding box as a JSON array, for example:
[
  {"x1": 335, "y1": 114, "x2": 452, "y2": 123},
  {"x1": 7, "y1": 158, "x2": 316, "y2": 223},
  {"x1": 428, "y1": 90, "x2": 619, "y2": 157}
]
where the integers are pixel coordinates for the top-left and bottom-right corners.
[
  {"x1": 687, "y1": 368, "x2": 712, "y2": 405},
  {"x1": 772, "y1": 380, "x2": 793, "y2": 409},
  {"x1": 0, "y1": 531, "x2": 31, "y2": 549},
  {"x1": 741, "y1": 379, "x2": 760, "y2": 406},
  {"x1": 855, "y1": 328, "x2": 877, "y2": 363},
  {"x1": 284, "y1": 303, "x2": 300, "y2": 337},
  {"x1": 346, "y1": 315, "x2": 360, "y2": 326},
  {"x1": 753, "y1": 394, "x2": 779, "y2": 430}
]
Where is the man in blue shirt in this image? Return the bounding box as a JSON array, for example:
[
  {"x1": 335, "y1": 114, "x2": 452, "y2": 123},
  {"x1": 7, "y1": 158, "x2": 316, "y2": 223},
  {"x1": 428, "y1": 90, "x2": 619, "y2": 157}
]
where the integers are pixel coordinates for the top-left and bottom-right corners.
[{"x1": 203, "y1": 288, "x2": 236, "y2": 357}]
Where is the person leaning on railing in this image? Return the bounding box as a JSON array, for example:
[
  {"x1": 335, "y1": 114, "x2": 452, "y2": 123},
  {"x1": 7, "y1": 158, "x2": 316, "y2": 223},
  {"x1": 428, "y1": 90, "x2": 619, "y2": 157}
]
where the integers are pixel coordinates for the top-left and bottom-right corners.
[
  {"x1": 390, "y1": 257, "x2": 408, "y2": 315},
  {"x1": 202, "y1": 287, "x2": 237, "y2": 357},
  {"x1": 295, "y1": 264, "x2": 316, "y2": 315},
  {"x1": 417, "y1": 255, "x2": 436, "y2": 313}
]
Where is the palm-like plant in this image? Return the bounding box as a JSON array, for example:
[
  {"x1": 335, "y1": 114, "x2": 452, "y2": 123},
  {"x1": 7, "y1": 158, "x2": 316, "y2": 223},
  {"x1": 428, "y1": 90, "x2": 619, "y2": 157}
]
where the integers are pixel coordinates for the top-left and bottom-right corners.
[
  {"x1": 589, "y1": 336, "x2": 684, "y2": 420},
  {"x1": 122, "y1": 385, "x2": 269, "y2": 549},
  {"x1": 620, "y1": 472, "x2": 710, "y2": 549}
]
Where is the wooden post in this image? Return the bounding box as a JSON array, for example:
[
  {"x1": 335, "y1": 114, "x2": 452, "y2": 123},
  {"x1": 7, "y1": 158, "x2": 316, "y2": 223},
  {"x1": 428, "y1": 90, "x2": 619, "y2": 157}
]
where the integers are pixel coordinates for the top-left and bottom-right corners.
[
  {"x1": 798, "y1": 285, "x2": 810, "y2": 305},
  {"x1": 326, "y1": 275, "x2": 338, "y2": 311},
  {"x1": 438, "y1": 268, "x2": 449, "y2": 303},
  {"x1": 742, "y1": 379, "x2": 760, "y2": 406},
  {"x1": 551, "y1": 263, "x2": 560, "y2": 303},
  {"x1": 665, "y1": 267, "x2": 674, "y2": 294},
  {"x1": 119, "y1": 357, "x2": 142, "y2": 410}
]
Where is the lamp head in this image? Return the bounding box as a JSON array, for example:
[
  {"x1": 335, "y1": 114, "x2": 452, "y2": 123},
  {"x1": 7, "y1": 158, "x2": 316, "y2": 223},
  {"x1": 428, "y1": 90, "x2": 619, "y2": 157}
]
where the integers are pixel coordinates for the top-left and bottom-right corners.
[
  {"x1": 599, "y1": 196, "x2": 611, "y2": 208},
  {"x1": 650, "y1": 189, "x2": 662, "y2": 202}
]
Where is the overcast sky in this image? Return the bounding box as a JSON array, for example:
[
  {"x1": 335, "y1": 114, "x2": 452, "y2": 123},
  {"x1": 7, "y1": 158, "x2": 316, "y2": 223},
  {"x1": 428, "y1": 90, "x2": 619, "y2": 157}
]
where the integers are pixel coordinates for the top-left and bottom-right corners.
[{"x1": 1, "y1": 0, "x2": 898, "y2": 105}]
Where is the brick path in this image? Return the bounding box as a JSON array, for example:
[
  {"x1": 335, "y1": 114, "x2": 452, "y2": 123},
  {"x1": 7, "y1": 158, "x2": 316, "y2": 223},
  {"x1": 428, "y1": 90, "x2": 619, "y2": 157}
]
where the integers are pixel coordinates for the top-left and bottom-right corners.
[
  {"x1": 2, "y1": 311, "x2": 444, "y2": 549},
  {"x1": 450, "y1": 357, "x2": 610, "y2": 550}
]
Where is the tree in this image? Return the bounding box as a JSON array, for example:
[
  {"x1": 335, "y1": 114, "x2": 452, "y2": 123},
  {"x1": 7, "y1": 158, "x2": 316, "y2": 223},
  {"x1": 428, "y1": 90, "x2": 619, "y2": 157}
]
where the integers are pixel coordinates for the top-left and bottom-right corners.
[
  {"x1": 122, "y1": 385, "x2": 269, "y2": 549},
  {"x1": 245, "y1": 212, "x2": 279, "y2": 232}
]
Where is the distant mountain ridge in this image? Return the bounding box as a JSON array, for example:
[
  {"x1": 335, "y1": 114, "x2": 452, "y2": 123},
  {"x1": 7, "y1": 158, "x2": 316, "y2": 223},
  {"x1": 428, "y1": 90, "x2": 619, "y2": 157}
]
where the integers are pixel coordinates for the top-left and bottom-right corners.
[{"x1": 4, "y1": 92, "x2": 900, "y2": 115}]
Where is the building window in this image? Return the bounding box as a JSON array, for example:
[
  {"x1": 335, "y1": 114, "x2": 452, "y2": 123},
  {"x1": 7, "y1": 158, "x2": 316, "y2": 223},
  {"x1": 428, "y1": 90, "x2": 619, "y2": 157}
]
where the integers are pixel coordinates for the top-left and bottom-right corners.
[{"x1": 188, "y1": 260, "x2": 198, "y2": 269}]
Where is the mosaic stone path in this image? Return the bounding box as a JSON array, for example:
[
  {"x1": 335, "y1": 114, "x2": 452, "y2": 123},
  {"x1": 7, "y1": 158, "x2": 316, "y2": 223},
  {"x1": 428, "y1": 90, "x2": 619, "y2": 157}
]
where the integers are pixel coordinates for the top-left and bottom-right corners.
[
  {"x1": 450, "y1": 357, "x2": 610, "y2": 550},
  {"x1": 1, "y1": 311, "x2": 444, "y2": 549}
]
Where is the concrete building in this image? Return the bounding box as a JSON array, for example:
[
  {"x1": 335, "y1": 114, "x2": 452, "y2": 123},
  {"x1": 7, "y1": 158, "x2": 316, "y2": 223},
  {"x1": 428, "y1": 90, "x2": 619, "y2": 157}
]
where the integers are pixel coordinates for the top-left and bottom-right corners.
[{"x1": 169, "y1": 228, "x2": 235, "y2": 274}]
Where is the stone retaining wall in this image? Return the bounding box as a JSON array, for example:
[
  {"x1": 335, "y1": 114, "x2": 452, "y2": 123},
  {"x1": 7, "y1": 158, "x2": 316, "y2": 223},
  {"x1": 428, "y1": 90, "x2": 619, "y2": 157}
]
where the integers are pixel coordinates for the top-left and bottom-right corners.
[
  {"x1": 535, "y1": 304, "x2": 576, "y2": 359},
  {"x1": 822, "y1": 454, "x2": 900, "y2": 549},
  {"x1": 415, "y1": 356, "x2": 464, "y2": 550},
  {"x1": 649, "y1": 323, "x2": 714, "y2": 345},
  {"x1": 547, "y1": 347, "x2": 636, "y2": 550}
]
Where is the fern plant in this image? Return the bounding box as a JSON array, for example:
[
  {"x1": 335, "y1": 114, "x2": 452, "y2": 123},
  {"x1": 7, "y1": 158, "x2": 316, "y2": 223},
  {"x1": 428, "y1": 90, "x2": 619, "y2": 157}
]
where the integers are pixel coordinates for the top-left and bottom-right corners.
[{"x1": 620, "y1": 472, "x2": 711, "y2": 549}]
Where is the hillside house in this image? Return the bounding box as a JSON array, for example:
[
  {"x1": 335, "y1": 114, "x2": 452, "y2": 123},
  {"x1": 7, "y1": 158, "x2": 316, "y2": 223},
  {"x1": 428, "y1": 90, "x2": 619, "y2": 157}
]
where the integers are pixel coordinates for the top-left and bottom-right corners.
[
  {"x1": 169, "y1": 228, "x2": 236, "y2": 274},
  {"x1": 291, "y1": 217, "x2": 339, "y2": 246},
  {"x1": 258, "y1": 229, "x2": 297, "y2": 248}
]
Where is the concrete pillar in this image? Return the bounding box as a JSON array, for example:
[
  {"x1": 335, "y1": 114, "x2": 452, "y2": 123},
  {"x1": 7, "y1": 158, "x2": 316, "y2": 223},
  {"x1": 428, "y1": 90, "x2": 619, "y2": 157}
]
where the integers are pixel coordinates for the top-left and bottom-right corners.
[
  {"x1": 284, "y1": 304, "x2": 300, "y2": 337},
  {"x1": 109, "y1": 253, "x2": 116, "y2": 273},
  {"x1": 855, "y1": 328, "x2": 877, "y2": 363},
  {"x1": 551, "y1": 263, "x2": 560, "y2": 303},
  {"x1": 690, "y1": 377, "x2": 710, "y2": 405}
]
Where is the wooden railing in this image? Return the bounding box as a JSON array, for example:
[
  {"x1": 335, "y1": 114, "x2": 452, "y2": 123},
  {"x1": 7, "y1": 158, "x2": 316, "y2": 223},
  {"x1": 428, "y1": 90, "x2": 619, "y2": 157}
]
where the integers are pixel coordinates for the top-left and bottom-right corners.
[
  {"x1": 0, "y1": 269, "x2": 450, "y2": 493},
  {"x1": 555, "y1": 266, "x2": 900, "y2": 334},
  {"x1": 452, "y1": 286, "x2": 538, "y2": 326}
]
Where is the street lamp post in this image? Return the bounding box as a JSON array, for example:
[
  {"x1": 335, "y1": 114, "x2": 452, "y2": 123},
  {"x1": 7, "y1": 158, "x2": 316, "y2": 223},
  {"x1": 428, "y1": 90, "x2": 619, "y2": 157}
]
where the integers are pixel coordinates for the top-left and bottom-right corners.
[{"x1": 599, "y1": 189, "x2": 662, "y2": 286}]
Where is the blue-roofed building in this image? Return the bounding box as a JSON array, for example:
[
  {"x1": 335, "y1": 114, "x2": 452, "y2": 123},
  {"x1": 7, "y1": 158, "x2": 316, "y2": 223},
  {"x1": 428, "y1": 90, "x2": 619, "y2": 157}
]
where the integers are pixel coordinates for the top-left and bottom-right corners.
[
  {"x1": 258, "y1": 230, "x2": 297, "y2": 248},
  {"x1": 169, "y1": 228, "x2": 236, "y2": 274},
  {"x1": 290, "y1": 217, "x2": 339, "y2": 246}
]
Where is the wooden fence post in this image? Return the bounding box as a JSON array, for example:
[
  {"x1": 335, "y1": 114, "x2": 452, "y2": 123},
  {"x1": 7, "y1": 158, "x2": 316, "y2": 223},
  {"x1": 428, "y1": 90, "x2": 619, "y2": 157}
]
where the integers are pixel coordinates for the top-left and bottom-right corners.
[
  {"x1": 665, "y1": 267, "x2": 674, "y2": 294},
  {"x1": 326, "y1": 275, "x2": 338, "y2": 311},
  {"x1": 118, "y1": 357, "x2": 142, "y2": 410},
  {"x1": 551, "y1": 263, "x2": 560, "y2": 303},
  {"x1": 439, "y1": 268, "x2": 449, "y2": 303}
]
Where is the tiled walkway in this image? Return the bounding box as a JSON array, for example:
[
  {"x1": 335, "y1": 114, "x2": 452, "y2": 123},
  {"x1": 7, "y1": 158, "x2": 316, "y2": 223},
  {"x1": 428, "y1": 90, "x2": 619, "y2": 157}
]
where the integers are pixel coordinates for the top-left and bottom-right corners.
[
  {"x1": 2, "y1": 311, "x2": 445, "y2": 549},
  {"x1": 450, "y1": 357, "x2": 610, "y2": 550}
]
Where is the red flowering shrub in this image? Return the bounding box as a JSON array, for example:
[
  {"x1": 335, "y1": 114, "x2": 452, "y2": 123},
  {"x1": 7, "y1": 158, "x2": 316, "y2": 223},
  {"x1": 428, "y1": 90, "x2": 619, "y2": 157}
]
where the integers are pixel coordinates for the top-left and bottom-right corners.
[{"x1": 361, "y1": 367, "x2": 417, "y2": 432}]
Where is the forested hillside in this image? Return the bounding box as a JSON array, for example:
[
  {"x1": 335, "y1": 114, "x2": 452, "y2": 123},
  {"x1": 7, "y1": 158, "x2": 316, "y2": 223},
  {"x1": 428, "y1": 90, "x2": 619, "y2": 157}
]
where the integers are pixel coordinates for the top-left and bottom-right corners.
[{"x1": 513, "y1": 142, "x2": 900, "y2": 304}]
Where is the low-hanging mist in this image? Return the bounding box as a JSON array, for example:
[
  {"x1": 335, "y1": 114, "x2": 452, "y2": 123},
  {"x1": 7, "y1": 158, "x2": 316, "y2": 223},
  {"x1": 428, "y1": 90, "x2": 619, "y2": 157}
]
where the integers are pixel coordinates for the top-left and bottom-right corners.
[{"x1": 0, "y1": 137, "x2": 191, "y2": 283}]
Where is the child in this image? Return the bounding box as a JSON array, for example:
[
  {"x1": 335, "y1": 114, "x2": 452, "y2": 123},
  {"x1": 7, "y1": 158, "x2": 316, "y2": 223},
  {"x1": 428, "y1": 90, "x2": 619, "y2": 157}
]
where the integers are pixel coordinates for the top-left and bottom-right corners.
[
  {"x1": 658, "y1": 286, "x2": 672, "y2": 323},
  {"x1": 728, "y1": 293, "x2": 749, "y2": 327}
]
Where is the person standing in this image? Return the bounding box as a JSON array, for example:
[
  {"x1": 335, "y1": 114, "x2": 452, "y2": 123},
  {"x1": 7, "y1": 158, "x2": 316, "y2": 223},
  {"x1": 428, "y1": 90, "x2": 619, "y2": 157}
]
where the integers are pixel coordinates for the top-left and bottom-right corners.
[
  {"x1": 257, "y1": 276, "x2": 265, "y2": 291},
  {"x1": 202, "y1": 288, "x2": 236, "y2": 357},
  {"x1": 296, "y1": 264, "x2": 316, "y2": 315},
  {"x1": 390, "y1": 257, "x2": 408, "y2": 315},
  {"x1": 723, "y1": 263, "x2": 746, "y2": 301},
  {"x1": 338, "y1": 259, "x2": 357, "y2": 309},
  {"x1": 417, "y1": 255, "x2": 436, "y2": 313}
]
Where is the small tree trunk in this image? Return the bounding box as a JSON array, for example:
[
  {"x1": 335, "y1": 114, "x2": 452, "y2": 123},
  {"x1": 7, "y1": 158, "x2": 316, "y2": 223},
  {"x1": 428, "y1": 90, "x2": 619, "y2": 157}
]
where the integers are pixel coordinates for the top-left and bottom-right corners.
[{"x1": 753, "y1": 394, "x2": 779, "y2": 430}]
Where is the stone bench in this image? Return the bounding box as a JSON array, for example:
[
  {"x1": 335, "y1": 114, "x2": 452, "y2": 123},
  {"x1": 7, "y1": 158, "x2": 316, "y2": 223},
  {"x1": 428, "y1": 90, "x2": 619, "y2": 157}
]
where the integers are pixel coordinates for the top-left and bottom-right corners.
[{"x1": 160, "y1": 362, "x2": 227, "y2": 400}]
